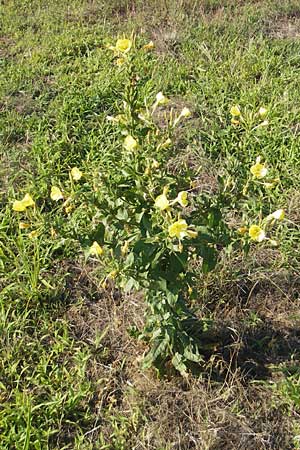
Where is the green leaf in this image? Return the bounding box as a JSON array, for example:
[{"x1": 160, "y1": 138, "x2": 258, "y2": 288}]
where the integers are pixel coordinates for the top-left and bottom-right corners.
[
  {"x1": 183, "y1": 347, "x2": 203, "y2": 363},
  {"x1": 124, "y1": 277, "x2": 138, "y2": 293},
  {"x1": 135, "y1": 211, "x2": 144, "y2": 223},
  {"x1": 142, "y1": 336, "x2": 169, "y2": 369},
  {"x1": 116, "y1": 208, "x2": 129, "y2": 220},
  {"x1": 124, "y1": 252, "x2": 134, "y2": 267},
  {"x1": 171, "y1": 352, "x2": 187, "y2": 376}
]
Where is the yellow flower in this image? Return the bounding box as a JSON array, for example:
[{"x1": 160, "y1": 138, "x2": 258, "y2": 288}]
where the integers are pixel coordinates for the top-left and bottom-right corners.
[
  {"x1": 28, "y1": 230, "x2": 38, "y2": 239},
  {"x1": 155, "y1": 92, "x2": 169, "y2": 106},
  {"x1": 176, "y1": 191, "x2": 188, "y2": 207},
  {"x1": 266, "y1": 209, "x2": 285, "y2": 221},
  {"x1": 106, "y1": 114, "x2": 123, "y2": 124},
  {"x1": 157, "y1": 138, "x2": 172, "y2": 150},
  {"x1": 71, "y1": 167, "x2": 82, "y2": 181},
  {"x1": 138, "y1": 111, "x2": 150, "y2": 123},
  {"x1": 116, "y1": 57, "x2": 125, "y2": 66},
  {"x1": 108, "y1": 270, "x2": 118, "y2": 279},
  {"x1": 230, "y1": 105, "x2": 241, "y2": 116},
  {"x1": 169, "y1": 219, "x2": 188, "y2": 239},
  {"x1": 19, "y1": 222, "x2": 30, "y2": 229},
  {"x1": 258, "y1": 107, "x2": 267, "y2": 118},
  {"x1": 151, "y1": 159, "x2": 160, "y2": 169},
  {"x1": 263, "y1": 182, "x2": 276, "y2": 189},
  {"x1": 13, "y1": 193, "x2": 35, "y2": 212},
  {"x1": 238, "y1": 226, "x2": 248, "y2": 235},
  {"x1": 180, "y1": 107, "x2": 191, "y2": 118},
  {"x1": 121, "y1": 241, "x2": 129, "y2": 256},
  {"x1": 269, "y1": 239, "x2": 278, "y2": 246},
  {"x1": 250, "y1": 157, "x2": 268, "y2": 179},
  {"x1": 231, "y1": 118, "x2": 240, "y2": 125},
  {"x1": 249, "y1": 225, "x2": 266, "y2": 242},
  {"x1": 65, "y1": 204, "x2": 74, "y2": 214},
  {"x1": 89, "y1": 241, "x2": 103, "y2": 256},
  {"x1": 173, "y1": 108, "x2": 192, "y2": 127},
  {"x1": 144, "y1": 166, "x2": 151, "y2": 176},
  {"x1": 50, "y1": 186, "x2": 63, "y2": 201},
  {"x1": 115, "y1": 38, "x2": 132, "y2": 53},
  {"x1": 143, "y1": 41, "x2": 154, "y2": 50},
  {"x1": 154, "y1": 193, "x2": 169, "y2": 211},
  {"x1": 168, "y1": 219, "x2": 197, "y2": 240},
  {"x1": 257, "y1": 120, "x2": 269, "y2": 127},
  {"x1": 13, "y1": 200, "x2": 27, "y2": 212},
  {"x1": 123, "y1": 135, "x2": 138, "y2": 151}
]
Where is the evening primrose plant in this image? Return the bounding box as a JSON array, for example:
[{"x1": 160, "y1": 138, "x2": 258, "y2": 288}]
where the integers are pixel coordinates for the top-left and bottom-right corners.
[
  {"x1": 72, "y1": 37, "x2": 233, "y2": 374},
  {"x1": 9, "y1": 37, "x2": 286, "y2": 376}
]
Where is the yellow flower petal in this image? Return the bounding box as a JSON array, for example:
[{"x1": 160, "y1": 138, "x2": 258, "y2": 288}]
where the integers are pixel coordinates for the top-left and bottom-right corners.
[
  {"x1": 158, "y1": 138, "x2": 172, "y2": 150},
  {"x1": 176, "y1": 191, "x2": 189, "y2": 207},
  {"x1": 22, "y1": 194, "x2": 35, "y2": 207},
  {"x1": 230, "y1": 105, "x2": 241, "y2": 116},
  {"x1": 180, "y1": 107, "x2": 191, "y2": 118},
  {"x1": 143, "y1": 41, "x2": 154, "y2": 50},
  {"x1": 186, "y1": 229, "x2": 198, "y2": 239},
  {"x1": 249, "y1": 225, "x2": 266, "y2": 242},
  {"x1": 151, "y1": 159, "x2": 160, "y2": 169},
  {"x1": 250, "y1": 161, "x2": 268, "y2": 179},
  {"x1": 28, "y1": 230, "x2": 38, "y2": 239},
  {"x1": 268, "y1": 239, "x2": 278, "y2": 246},
  {"x1": 89, "y1": 241, "x2": 103, "y2": 256},
  {"x1": 50, "y1": 186, "x2": 63, "y2": 201},
  {"x1": 123, "y1": 135, "x2": 138, "y2": 151},
  {"x1": 154, "y1": 193, "x2": 169, "y2": 211},
  {"x1": 115, "y1": 57, "x2": 125, "y2": 66},
  {"x1": 267, "y1": 209, "x2": 285, "y2": 221},
  {"x1": 121, "y1": 241, "x2": 129, "y2": 256},
  {"x1": 19, "y1": 222, "x2": 31, "y2": 229},
  {"x1": 238, "y1": 226, "x2": 248, "y2": 235},
  {"x1": 169, "y1": 219, "x2": 188, "y2": 239},
  {"x1": 115, "y1": 38, "x2": 132, "y2": 53},
  {"x1": 13, "y1": 200, "x2": 27, "y2": 212},
  {"x1": 258, "y1": 107, "x2": 267, "y2": 118},
  {"x1": 108, "y1": 270, "x2": 118, "y2": 279},
  {"x1": 71, "y1": 167, "x2": 82, "y2": 181},
  {"x1": 155, "y1": 92, "x2": 169, "y2": 106},
  {"x1": 13, "y1": 193, "x2": 35, "y2": 212},
  {"x1": 65, "y1": 204, "x2": 74, "y2": 214}
]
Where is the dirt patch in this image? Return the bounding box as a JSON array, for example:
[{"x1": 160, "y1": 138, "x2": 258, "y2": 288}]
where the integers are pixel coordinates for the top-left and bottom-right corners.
[
  {"x1": 0, "y1": 139, "x2": 33, "y2": 197},
  {"x1": 266, "y1": 16, "x2": 300, "y2": 39},
  {"x1": 0, "y1": 36, "x2": 16, "y2": 59},
  {"x1": 63, "y1": 261, "x2": 146, "y2": 360},
  {"x1": 287, "y1": 189, "x2": 300, "y2": 224},
  {"x1": 168, "y1": 147, "x2": 219, "y2": 194},
  {"x1": 2, "y1": 92, "x2": 39, "y2": 116}
]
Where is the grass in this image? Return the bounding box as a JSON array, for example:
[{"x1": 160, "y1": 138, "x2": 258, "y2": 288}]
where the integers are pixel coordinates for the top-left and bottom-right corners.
[{"x1": 1, "y1": 0, "x2": 300, "y2": 448}]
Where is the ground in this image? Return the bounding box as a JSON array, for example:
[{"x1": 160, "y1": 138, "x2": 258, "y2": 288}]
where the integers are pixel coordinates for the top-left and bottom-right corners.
[{"x1": 0, "y1": 0, "x2": 300, "y2": 449}]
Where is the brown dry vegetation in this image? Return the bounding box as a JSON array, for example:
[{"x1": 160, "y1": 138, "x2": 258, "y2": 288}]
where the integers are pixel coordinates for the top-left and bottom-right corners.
[{"x1": 54, "y1": 245, "x2": 299, "y2": 449}]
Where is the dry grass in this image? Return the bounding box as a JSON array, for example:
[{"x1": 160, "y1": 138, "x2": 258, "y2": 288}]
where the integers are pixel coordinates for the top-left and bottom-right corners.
[{"x1": 54, "y1": 253, "x2": 299, "y2": 448}]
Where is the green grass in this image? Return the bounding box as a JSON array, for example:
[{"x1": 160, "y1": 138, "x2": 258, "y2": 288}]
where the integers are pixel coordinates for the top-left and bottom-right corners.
[{"x1": 1, "y1": 0, "x2": 300, "y2": 448}]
